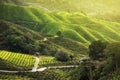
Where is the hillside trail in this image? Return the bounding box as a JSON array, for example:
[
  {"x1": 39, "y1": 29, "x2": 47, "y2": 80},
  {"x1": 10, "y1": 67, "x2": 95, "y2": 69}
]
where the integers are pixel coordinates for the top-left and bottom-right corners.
[
  {"x1": 31, "y1": 57, "x2": 40, "y2": 72},
  {"x1": 0, "y1": 65, "x2": 79, "y2": 73},
  {"x1": 0, "y1": 56, "x2": 79, "y2": 73}
]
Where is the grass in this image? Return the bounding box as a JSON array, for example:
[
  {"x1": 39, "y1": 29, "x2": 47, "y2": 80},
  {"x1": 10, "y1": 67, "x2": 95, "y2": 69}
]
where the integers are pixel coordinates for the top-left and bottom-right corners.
[
  {"x1": 0, "y1": 50, "x2": 74, "y2": 70},
  {"x1": 1, "y1": 0, "x2": 120, "y2": 22},
  {"x1": 0, "y1": 50, "x2": 35, "y2": 70},
  {"x1": 50, "y1": 37, "x2": 88, "y2": 54},
  {"x1": 1, "y1": 4, "x2": 120, "y2": 44},
  {"x1": 0, "y1": 50, "x2": 82, "y2": 71},
  {"x1": 0, "y1": 1, "x2": 120, "y2": 80},
  {"x1": 38, "y1": 56, "x2": 59, "y2": 67},
  {"x1": 0, "y1": 20, "x2": 88, "y2": 58}
]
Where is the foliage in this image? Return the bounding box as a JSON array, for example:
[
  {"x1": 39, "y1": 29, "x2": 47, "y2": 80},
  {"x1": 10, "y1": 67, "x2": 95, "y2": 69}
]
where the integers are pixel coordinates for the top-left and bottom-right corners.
[
  {"x1": 55, "y1": 50, "x2": 70, "y2": 62},
  {"x1": 0, "y1": 20, "x2": 43, "y2": 54},
  {"x1": 0, "y1": 72, "x2": 33, "y2": 80},
  {"x1": 104, "y1": 42, "x2": 120, "y2": 69},
  {"x1": 50, "y1": 37, "x2": 88, "y2": 54},
  {"x1": 1, "y1": 4, "x2": 120, "y2": 43},
  {"x1": 106, "y1": 70, "x2": 120, "y2": 80},
  {"x1": 0, "y1": 50, "x2": 61, "y2": 70},
  {"x1": 0, "y1": 1, "x2": 120, "y2": 80},
  {"x1": 0, "y1": 20, "x2": 83, "y2": 58},
  {"x1": 89, "y1": 40, "x2": 107, "y2": 60},
  {"x1": 68, "y1": 66, "x2": 89, "y2": 80},
  {"x1": 39, "y1": 41, "x2": 58, "y2": 56},
  {"x1": 38, "y1": 70, "x2": 65, "y2": 80}
]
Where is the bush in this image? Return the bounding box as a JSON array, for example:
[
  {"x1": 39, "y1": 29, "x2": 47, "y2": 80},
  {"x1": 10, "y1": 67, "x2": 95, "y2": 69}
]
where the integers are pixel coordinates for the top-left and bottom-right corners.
[
  {"x1": 89, "y1": 40, "x2": 107, "y2": 60},
  {"x1": 39, "y1": 42, "x2": 57, "y2": 56},
  {"x1": 55, "y1": 50, "x2": 70, "y2": 62},
  {"x1": 23, "y1": 70, "x2": 65, "y2": 80}
]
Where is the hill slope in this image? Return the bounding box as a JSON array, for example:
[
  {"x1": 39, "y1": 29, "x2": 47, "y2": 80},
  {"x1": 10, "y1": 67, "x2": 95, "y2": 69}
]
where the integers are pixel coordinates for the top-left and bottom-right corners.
[
  {"x1": 23, "y1": 0, "x2": 120, "y2": 22},
  {"x1": 1, "y1": 0, "x2": 120, "y2": 22},
  {"x1": 1, "y1": 0, "x2": 119, "y2": 13},
  {"x1": 0, "y1": 0, "x2": 24, "y2": 5},
  {"x1": 0, "y1": 20, "x2": 87, "y2": 56},
  {"x1": 1, "y1": 4, "x2": 120, "y2": 43},
  {"x1": 0, "y1": 20, "x2": 43, "y2": 53}
]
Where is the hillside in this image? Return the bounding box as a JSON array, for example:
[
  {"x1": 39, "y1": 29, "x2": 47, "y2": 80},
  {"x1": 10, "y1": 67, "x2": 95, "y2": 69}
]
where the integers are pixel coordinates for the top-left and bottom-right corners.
[
  {"x1": 0, "y1": 20, "x2": 87, "y2": 56},
  {"x1": 1, "y1": 0, "x2": 120, "y2": 22},
  {"x1": 0, "y1": 50, "x2": 35, "y2": 70},
  {"x1": 1, "y1": 0, "x2": 120, "y2": 13},
  {"x1": 0, "y1": 1, "x2": 120, "y2": 80},
  {"x1": 0, "y1": 20, "x2": 43, "y2": 53},
  {"x1": 0, "y1": 0, "x2": 24, "y2": 5},
  {"x1": 0, "y1": 50, "x2": 63, "y2": 70},
  {"x1": 23, "y1": 0, "x2": 120, "y2": 22},
  {"x1": 1, "y1": 4, "x2": 120, "y2": 44}
]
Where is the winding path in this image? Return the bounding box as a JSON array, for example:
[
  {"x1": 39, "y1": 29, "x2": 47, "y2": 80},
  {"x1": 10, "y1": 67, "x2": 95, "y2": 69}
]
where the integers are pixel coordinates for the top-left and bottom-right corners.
[
  {"x1": 0, "y1": 56, "x2": 79, "y2": 73},
  {"x1": 32, "y1": 57, "x2": 40, "y2": 72},
  {"x1": 0, "y1": 65, "x2": 79, "y2": 73}
]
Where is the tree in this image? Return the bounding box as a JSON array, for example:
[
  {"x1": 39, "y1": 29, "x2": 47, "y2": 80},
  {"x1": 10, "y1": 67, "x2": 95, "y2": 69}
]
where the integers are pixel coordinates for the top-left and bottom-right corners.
[
  {"x1": 55, "y1": 50, "x2": 70, "y2": 62},
  {"x1": 104, "y1": 42, "x2": 120, "y2": 70},
  {"x1": 89, "y1": 40, "x2": 107, "y2": 60},
  {"x1": 5, "y1": 35, "x2": 25, "y2": 52}
]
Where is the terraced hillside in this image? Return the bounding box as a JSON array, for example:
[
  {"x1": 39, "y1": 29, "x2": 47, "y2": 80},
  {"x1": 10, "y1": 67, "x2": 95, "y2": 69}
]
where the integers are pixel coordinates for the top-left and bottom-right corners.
[
  {"x1": 1, "y1": 4, "x2": 120, "y2": 43},
  {"x1": 0, "y1": 50, "x2": 35, "y2": 70},
  {"x1": 0, "y1": 20, "x2": 87, "y2": 58},
  {"x1": 0, "y1": 50, "x2": 61, "y2": 70},
  {"x1": 0, "y1": 1, "x2": 120, "y2": 80},
  {"x1": 1, "y1": 0, "x2": 120, "y2": 22}
]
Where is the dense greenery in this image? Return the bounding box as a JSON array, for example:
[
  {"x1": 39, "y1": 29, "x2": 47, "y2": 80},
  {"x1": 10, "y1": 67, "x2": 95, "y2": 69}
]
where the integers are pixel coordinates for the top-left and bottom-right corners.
[
  {"x1": 0, "y1": 50, "x2": 65, "y2": 70},
  {"x1": 0, "y1": 0, "x2": 120, "y2": 80},
  {"x1": 50, "y1": 37, "x2": 88, "y2": 54},
  {"x1": 1, "y1": 0, "x2": 120, "y2": 22},
  {"x1": 0, "y1": 20, "x2": 43, "y2": 54},
  {"x1": 27, "y1": 70, "x2": 65, "y2": 80},
  {"x1": 89, "y1": 40, "x2": 107, "y2": 60},
  {"x1": 63, "y1": 41, "x2": 120, "y2": 80},
  {"x1": 55, "y1": 50, "x2": 70, "y2": 62},
  {"x1": 0, "y1": 73, "x2": 33, "y2": 80},
  {"x1": 104, "y1": 42, "x2": 120, "y2": 70},
  {"x1": 0, "y1": 50, "x2": 35, "y2": 70},
  {"x1": 106, "y1": 70, "x2": 120, "y2": 80},
  {"x1": 1, "y1": 4, "x2": 120, "y2": 44}
]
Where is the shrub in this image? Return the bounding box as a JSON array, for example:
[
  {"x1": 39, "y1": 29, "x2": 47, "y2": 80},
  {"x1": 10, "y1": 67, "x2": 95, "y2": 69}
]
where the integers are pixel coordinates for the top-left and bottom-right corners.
[
  {"x1": 55, "y1": 50, "x2": 70, "y2": 62},
  {"x1": 89, "y1": 40, "x2": 107, "y2": 60}
]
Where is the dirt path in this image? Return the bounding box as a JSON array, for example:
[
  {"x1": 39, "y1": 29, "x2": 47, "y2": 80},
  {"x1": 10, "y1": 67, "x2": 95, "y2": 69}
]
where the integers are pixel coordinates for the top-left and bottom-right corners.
[
  {"x1": 32, "y1": 57, "x2": 39, "y2": 72},
  {"x1": 0, "y1": 65, "x2": 79, "y2": 73}
]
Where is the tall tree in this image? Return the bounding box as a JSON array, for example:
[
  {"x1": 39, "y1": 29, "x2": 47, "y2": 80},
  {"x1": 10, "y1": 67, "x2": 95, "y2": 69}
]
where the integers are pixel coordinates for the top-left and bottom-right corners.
[
  {"x1": 89, "y1": 40, "x2": 106, "y2": 60},
  {"x1": 105, "y1": 42, "x2": 120, "y2": 70}
]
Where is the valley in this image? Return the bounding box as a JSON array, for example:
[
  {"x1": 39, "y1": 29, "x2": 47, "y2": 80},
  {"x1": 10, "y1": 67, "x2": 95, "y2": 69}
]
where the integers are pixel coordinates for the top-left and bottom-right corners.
[{"x1": 0, "y1": 0, "x2": 120, "y2": 80}]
